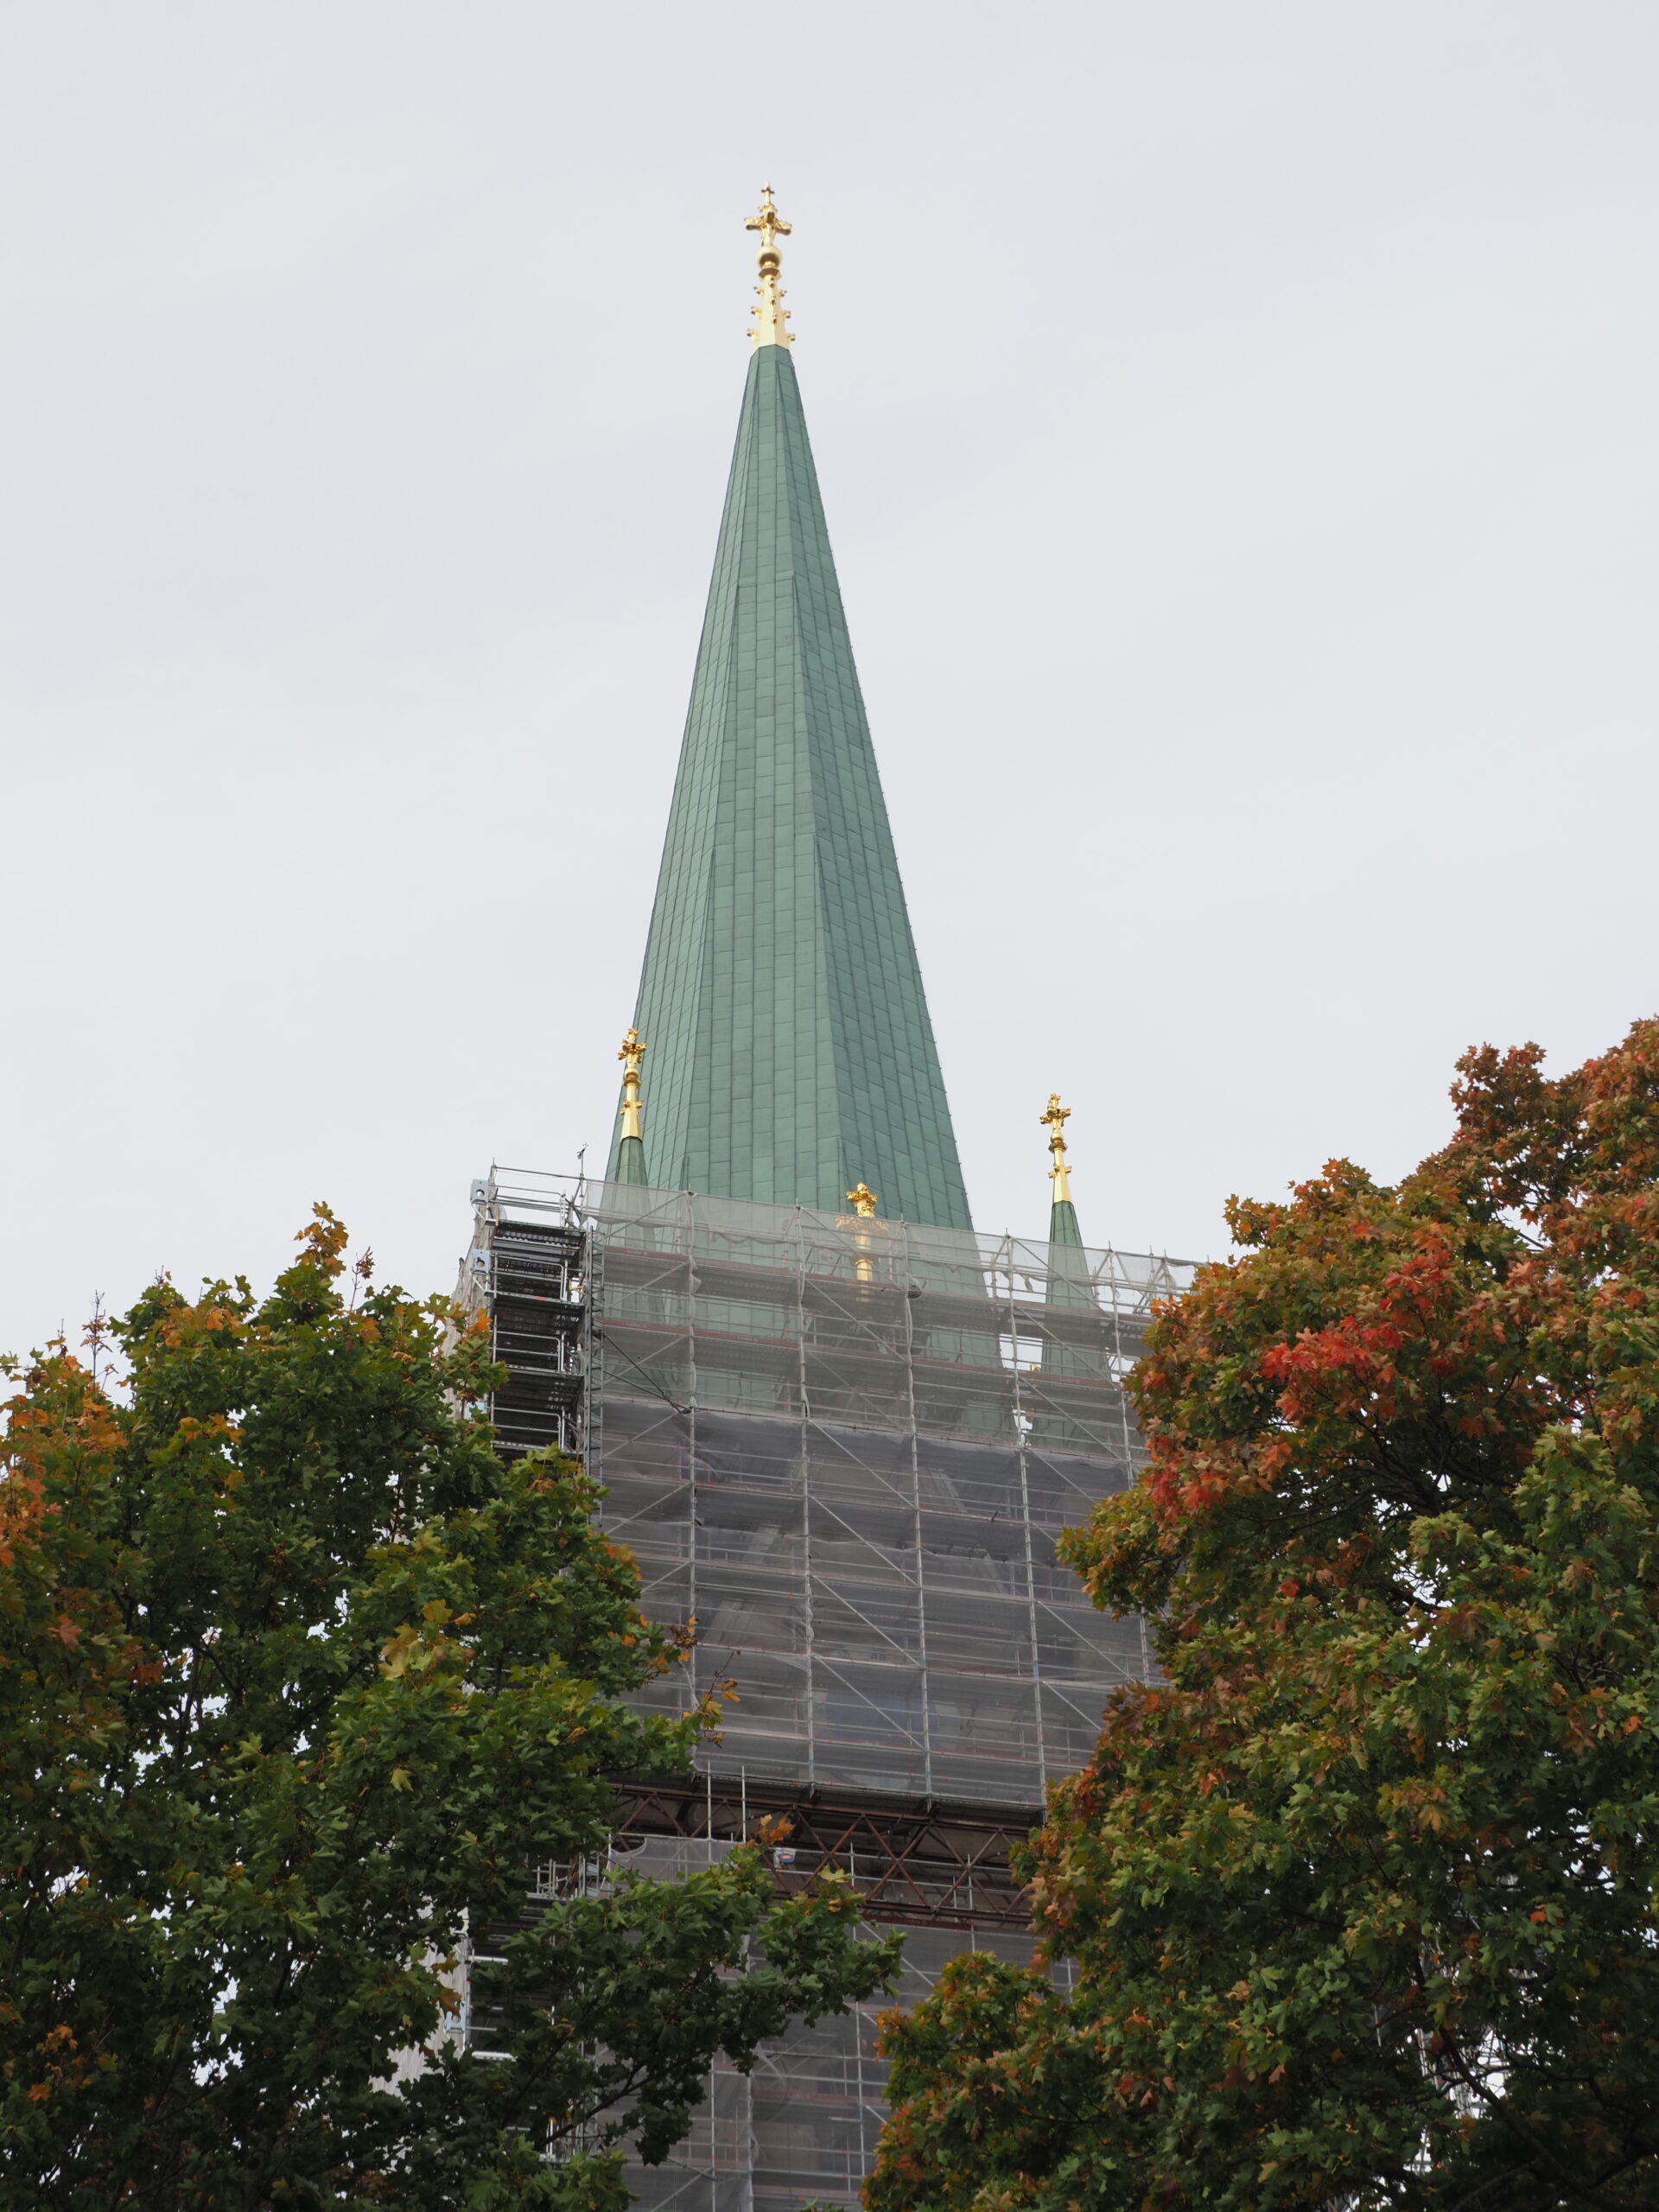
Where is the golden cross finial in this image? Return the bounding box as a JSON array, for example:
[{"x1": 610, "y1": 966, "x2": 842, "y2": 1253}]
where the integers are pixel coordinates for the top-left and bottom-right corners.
[
  {"x1": 1040, "y1": 1094, "x2": 1074, "y2": 1205},
  {"x1": 745, "y1": 184, "x2": 794, "y2": 350},
  {"x1": 844, "y1": 1179, "x2": 880, "y2": 1279},
  {"x1": 744, "y1": 183, "x2": 791, "y2": 257},
  {"x1": 618, "y1": 1029, "x2": 647, "y2": 1141}
]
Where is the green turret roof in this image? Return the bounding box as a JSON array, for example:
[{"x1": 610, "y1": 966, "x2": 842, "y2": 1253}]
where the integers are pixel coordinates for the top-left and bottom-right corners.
[
  {"x1": 1048, "y1": 1192, "x2": 1085, "y2": 1251},
  {"x1": 609, "y1": 320, "x2": 972, "y2": 1230},
  {"x1": 1041, "y1": 1096, "x2": 1094, "y2": 1325}
]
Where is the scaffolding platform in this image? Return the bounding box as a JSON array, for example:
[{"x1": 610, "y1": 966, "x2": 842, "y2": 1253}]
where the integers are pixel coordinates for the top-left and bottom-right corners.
[{"x1": 457, "y1": 1172, "x2": 1194, "y2": 2206}]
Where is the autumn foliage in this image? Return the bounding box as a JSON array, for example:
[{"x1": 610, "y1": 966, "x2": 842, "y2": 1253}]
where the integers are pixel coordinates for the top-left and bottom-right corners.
[
  {"x1": 872, "y1": 1020, "x2": 1659, "y2": 2211},
  {"x1": 0, "y1": 1210, "x2": 892, "y2": 2209}
]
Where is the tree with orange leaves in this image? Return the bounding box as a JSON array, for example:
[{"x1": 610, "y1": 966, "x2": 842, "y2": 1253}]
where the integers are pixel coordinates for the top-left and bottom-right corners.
[
  {"x1": 872, "y1": 1021, "x2": 1659, "y2": 2212},
  {"x1": 0, "y1": 1209, "x2": 892, "y2": 2210}
]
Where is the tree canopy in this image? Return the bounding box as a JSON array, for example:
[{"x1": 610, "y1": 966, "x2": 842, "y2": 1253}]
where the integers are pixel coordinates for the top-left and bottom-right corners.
[
  {"x1": 872, "y1": 1020, "x2": 1659, "y2": 2212},
  {"x1": 0, "y1": 1209, "x2": 894, "y2": 2209}
]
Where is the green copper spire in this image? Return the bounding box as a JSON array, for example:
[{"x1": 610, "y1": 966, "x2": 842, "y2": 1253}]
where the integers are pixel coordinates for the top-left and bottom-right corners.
[
  {"x1": 1042, "y1": 1091, "x2": 1095, "y2": 1316},
  {"x1": 1040, "y1": 1095, "x2": 1097, "y2": 1408},
  {"x1": 608, "y1": 195, "x2": 972, "y2": 1230}
]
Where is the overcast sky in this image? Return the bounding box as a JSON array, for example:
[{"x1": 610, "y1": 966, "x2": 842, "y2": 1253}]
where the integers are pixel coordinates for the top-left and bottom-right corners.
[{"x1": 2, "y1": 2, "x2": 1655, "y2": 1357}]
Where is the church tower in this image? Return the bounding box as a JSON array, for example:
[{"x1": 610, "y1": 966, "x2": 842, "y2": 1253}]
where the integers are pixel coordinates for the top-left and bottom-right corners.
[
  {"x1": 607, "y1": 189, "x2": 973, "y2": 1230},
  {"x1": 461, "y1": 194, "x2": 1192, "y2": 2212}
]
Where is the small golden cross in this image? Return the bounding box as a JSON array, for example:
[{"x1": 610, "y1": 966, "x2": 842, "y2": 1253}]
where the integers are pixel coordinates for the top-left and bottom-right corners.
[
  {"x1": 745, "y1": 184, "x2": 791, "y2": 257},
  {"x1": 845, "y1": 1181, "x2": 879, "y2": 1217}
]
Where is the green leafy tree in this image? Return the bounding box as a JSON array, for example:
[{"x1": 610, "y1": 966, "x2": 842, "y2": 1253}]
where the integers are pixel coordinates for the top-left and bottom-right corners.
[
  {"x1": 0, "y1": 1209, "x2": 896, "y2": 2209},
  {"x1": 872, "y1": 1020, "x2": 1659, "y2": 2212}
]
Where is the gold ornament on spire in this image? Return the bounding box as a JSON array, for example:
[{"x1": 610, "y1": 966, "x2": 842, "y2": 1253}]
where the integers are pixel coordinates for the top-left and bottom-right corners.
[
  {"x1": 617, "y1": 1029, "x2": 647, "y2": 1141},
  {"x1": 745, "y1": 184, "x2": 794, "y2": 349},
  {"x1": 1040, "y1": 1095, "x2": 1074, "y2": 1205},
  {"x1": 844, "y1": 1180, "x2": 879, "y2": 1281}
]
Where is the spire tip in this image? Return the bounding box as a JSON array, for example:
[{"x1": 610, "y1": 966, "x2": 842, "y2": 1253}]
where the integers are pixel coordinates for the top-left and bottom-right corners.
[
  {"x1": 745, "y1": 185, "x2": 795, "y2": 349},
  {"x1": 1040, "y1": 1093, "x2": 1073, "y2": 1205}
]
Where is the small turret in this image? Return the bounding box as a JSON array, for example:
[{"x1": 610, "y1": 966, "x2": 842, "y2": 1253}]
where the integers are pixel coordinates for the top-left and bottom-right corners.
[
  {"x1": 616, "y1": 1029, "x2": 649, "y2": 1186},
  {"x1": 1040, "y1": 1094, "x2": 1084, "y2": 1251},
  {"x1": 1040, "y1": 1093, "x2": 1095, "y2": 1357}
]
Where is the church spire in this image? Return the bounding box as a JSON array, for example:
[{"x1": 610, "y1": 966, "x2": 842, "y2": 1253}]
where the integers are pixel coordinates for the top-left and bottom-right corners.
[
  {"x1": 608, "y1": 200, "x2": 972, "y2": 1229},
  {"x1": 745, "y1": 185, "x2": 793, "y2": 349},
  {"x1": 615, "y1": 1029, "x2": 648, "y2": 1186}
]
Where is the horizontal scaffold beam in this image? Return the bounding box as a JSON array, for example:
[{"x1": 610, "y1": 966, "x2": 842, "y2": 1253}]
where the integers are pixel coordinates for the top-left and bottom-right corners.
[{"x1": 610, "y1": 1774, "x2": 1041, "y2": 1934}]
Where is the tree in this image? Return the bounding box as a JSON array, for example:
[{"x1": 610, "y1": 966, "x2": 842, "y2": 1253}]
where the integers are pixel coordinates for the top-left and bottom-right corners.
[
  {"x1": 0, "y1": 1209, "x2": 896, "y2": 2209},
  {"x1": 871, "y1": 1020, "x2": 1659, "y2": 2212}
]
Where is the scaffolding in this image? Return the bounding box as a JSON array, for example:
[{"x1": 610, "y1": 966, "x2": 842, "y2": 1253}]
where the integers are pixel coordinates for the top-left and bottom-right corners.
[{"x1": 457, "y1": 1171, "x2": 1194, "y2": 2209}]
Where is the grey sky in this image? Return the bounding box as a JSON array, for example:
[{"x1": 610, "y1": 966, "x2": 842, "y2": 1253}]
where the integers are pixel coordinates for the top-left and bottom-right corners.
[{"x1": 2, "y1": 2, "x2": 1655, "y2": 1359}]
